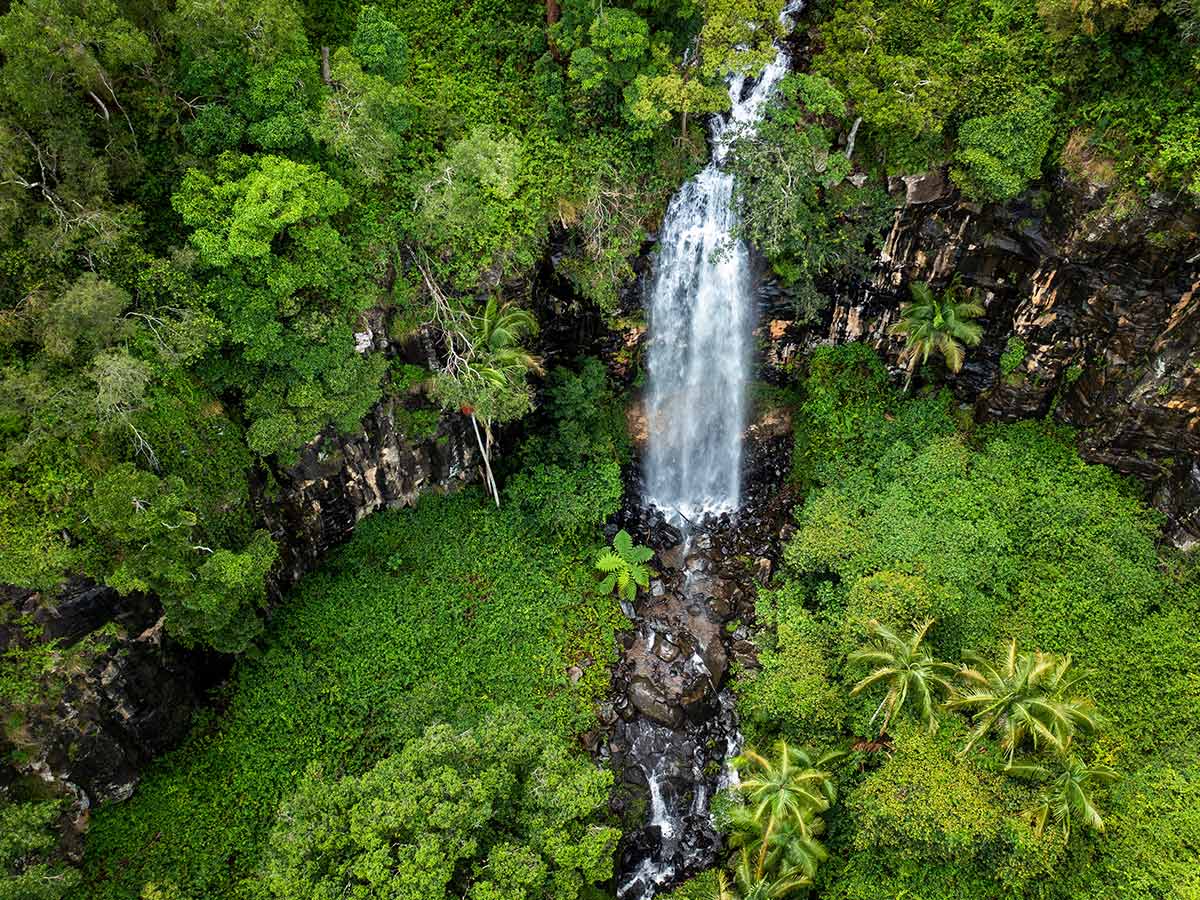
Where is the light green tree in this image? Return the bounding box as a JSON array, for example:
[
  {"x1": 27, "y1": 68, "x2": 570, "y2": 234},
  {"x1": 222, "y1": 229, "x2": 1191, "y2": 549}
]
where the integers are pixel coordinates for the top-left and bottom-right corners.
[
  {"x1": 173, "y1": 153, "x2": 385, "y2": 457},
  {"x1": 626, "y1": 0, "x2": 786, "y2": 140},
  {"x1": 259, "y1": 709, "x2": 618, "y2": 900}
]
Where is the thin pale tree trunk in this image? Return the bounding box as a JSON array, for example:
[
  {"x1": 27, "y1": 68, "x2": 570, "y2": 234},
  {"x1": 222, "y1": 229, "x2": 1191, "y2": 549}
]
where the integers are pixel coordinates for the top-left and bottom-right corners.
[{"x1": 470, "y1": 413, "x2": 500, "y2": 507}]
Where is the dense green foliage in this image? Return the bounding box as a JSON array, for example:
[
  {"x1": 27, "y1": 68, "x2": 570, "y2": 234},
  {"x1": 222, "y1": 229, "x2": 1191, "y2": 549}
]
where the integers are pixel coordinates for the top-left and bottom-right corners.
[
  {"x1": 807, "y1": 0, "x2": 1200, "y2": 200},
  {"x1": 728, "y1": 74, "x2": 894, "y2": 320},
  {"x1": 0, "y1": 797, "x2": 79, "y2": 900},
  {"x1": 75, "y1": 491, "x2": 625, "y2": 899},
  {"x1": 4, "y1": 0, "x2": 1200, "y2": 896},
  {"x1": 259, "y1": 709, "x2": 618, "y2": 900},
  {"x1": 506, "y1": 357, "x2": 630, "y2": 540},
  {"x1": 730, "y1": 344, "x2": 1200, "y2": 899},
  {"x1": 1, "y1": 0, "x2": 775, "y2": 653}
]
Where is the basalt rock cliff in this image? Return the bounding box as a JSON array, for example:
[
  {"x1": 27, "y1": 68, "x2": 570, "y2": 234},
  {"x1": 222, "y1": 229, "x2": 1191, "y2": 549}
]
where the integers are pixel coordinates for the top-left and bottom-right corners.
[
  {"x1": 1, "y1": 396, "x2": 477, "y2": 833},
  {"x1": 760, "y1": 168, "x2": 1200, "y2": 546}
]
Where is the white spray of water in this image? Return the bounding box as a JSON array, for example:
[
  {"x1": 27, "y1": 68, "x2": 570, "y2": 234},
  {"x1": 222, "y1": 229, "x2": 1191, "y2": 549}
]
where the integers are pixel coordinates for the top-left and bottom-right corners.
[{"x1": 643, "y1": 11, "x2": 798, "y2": 523}]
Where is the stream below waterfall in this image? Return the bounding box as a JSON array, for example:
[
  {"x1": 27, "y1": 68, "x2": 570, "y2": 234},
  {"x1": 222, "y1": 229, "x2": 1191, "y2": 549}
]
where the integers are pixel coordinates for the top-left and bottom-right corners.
[{"x1": 605, "y1": 5, "x2": 804, "y2": 896}]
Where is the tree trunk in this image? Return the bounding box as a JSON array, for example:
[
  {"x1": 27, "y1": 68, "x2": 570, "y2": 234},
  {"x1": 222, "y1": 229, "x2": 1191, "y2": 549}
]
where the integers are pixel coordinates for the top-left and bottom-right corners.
[
  {"x1": 320, "y1": 47, "x2": 332, "y2": 86},
  {"x1": 470, "y1": 414, "x2": 500, "y2": 507},
  {"x1": 546, "y1": 0, "x2": 563, "y2": 61}
]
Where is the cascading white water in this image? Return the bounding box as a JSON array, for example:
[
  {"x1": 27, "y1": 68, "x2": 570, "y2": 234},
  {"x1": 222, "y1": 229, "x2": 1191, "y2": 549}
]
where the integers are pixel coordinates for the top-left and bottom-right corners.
[
  {"x1": 643, "y1": 10, "x2": 799, "y2": 523},
  {"x1": 618, "y1": 10, "x2": 802, "y2": 900}
]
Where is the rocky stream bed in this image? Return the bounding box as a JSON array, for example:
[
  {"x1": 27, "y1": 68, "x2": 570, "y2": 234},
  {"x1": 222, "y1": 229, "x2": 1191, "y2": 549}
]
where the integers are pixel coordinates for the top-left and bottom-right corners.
[{"x1": 595, "y1": 426, "x2": 797, "y2": 898}]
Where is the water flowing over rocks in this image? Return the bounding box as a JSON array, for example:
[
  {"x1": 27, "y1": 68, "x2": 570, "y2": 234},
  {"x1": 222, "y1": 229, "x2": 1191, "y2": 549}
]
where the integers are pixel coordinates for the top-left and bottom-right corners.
[
  {"x1": 642, "y1": 7, "x2": 799, "y2": 522},
  {"x1": 601, "y1": 423, "x2": 798, "y2": 899}
]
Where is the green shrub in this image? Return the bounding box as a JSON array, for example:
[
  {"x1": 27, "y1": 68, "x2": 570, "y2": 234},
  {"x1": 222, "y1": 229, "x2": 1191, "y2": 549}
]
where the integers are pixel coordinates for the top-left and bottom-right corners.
[
  {"x1": 259, "y1": 709, "x2": 618, "y2": 900},
  {"x1": 843, "y1": 719, "x2": 1059, "y2": 894},
  {"x1": 952, "y1": 91, "x2": 1058, "y2": 201},
  {"x1": 77, "y1": 491, "x2": 623, "y2": 899},
  {"x1": 736, "y1": 601, "x2": 848, "y2": 746},
  {"x1": 505, "y1": 461, "x2": 623, "y2": 540},
  {"x1": 0, "y1": 797, "x2": 80, "y2": 900},
  {"x1": 1000, "y1": 336, "x2": 1028, "y2": 379}
]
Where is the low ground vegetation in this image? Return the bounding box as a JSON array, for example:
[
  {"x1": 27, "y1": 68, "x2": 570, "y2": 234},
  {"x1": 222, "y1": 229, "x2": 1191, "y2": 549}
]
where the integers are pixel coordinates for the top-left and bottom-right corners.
[{"x1": 721, "y1": 343, "x2": 1200, "y2": 900}]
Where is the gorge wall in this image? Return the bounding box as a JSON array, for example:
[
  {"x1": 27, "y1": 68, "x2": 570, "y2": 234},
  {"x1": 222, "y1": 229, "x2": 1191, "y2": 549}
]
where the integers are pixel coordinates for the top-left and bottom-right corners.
[
  {"x1": 1, "y1": 390, "x2": 478, "y2": 837},
  {"x1": 761, "y1": 168, "x2": 1200, "y2": 547}
]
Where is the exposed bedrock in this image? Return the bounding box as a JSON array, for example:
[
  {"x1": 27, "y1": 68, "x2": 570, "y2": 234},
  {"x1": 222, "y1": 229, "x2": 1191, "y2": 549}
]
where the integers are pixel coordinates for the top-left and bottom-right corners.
[
  {"x1": 2, "y1": 393, "x2": 479, "y2": 821},
  {"x1": 755, "y1": 168, "x2": 1200, "y2": 546}
]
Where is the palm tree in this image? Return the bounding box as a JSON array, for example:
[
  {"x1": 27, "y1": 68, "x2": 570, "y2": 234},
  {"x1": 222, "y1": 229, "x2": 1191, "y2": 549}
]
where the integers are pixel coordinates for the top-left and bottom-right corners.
[
  {"x1": 731, "y1": 846, "x2": 816, "y2": 900},
  {"x1": 731, "y1": 742, "x2": 842, "y2": 832},
  {"x1": 948, "y1": 640, "x2": 1100, "y2": 762},
  {"x1": 706, "y1": 871, "x2": 740, "y2": 900},
  {"x1": 1005, "y1": 748, "x2": 1119, "y2": 840},
  {"x1": 728, "y1": 807, "x2": 830, "y2": 884},
  {"x1": 722, "y1": 743, "x2": 843, "y2": 900},
  {"x1": 888, "y1": 280, "x2": 984, "y2": 391},
  {"x1": 848, "y1": 618, "x2": 957, "y2": 734},
  {"x1": 456, "y1": 297, "x2": 543, "y2": 506}
]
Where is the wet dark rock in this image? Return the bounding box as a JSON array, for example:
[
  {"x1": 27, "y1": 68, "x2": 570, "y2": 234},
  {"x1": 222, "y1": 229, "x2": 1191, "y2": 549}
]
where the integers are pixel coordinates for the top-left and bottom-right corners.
[
  {"x1": 598, "y1": 702, "x2": 618, "y2": 726},
  {"x1": 761, "y1": 165, "x2": 1199, "y2": 546},
  {"x1": 657, "y1": 544, "x2": 686, "y2": 571},
  {"x1": 628, "y1": 676, "x2": 684, "y2": 727}
]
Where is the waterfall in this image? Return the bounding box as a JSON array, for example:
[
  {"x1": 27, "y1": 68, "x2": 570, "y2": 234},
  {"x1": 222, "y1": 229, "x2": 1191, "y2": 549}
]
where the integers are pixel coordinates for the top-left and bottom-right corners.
[
  {"x1": 616, "y1": 9, "x2": 801, "y2": 900},
  {"x1": 643, "y1": 8, "x2": 799, "y2": 523}
]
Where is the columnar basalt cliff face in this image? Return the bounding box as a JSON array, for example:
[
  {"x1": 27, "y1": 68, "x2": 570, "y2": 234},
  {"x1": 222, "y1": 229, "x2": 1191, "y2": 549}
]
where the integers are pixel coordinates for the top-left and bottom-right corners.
[
  {"x1": 0, "y1": 580, "x2": 224, "y2": 835},
  {"x1": 765, "y1": 168, "x2": 1200, "y2": 545},
  {"x1": 1, "y1": 400, "x2": 478, "y2": 824},
  {"x1": 263, "y1": 399, "x2": 478, "y2": 592}
]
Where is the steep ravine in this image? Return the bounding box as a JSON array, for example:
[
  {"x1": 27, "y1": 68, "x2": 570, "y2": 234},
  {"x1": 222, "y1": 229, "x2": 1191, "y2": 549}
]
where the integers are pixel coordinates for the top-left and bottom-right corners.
[{"x1": 5, "y1": 166, "x2": 1197, "y2": 868}]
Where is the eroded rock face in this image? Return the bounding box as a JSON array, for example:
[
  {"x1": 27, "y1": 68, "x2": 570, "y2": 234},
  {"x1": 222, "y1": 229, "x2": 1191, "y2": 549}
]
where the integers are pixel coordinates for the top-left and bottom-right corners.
[
  {"x1": 1, "y1": 580, "x2": 226, "y2": 852},
  {"x1": 1, "y1": 400, "x2": 479, "y2": 818},
  {"x1": 766, "y1": 168, "x2": 1200, "y2": 546},
  {"x1": 263, "y1": 399, "x2": 478, "y2": 591}
]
